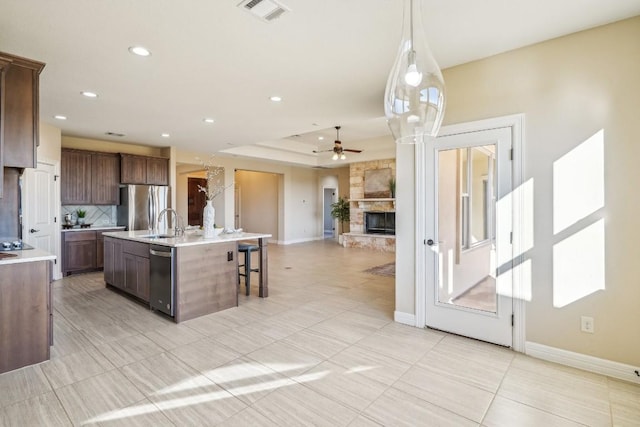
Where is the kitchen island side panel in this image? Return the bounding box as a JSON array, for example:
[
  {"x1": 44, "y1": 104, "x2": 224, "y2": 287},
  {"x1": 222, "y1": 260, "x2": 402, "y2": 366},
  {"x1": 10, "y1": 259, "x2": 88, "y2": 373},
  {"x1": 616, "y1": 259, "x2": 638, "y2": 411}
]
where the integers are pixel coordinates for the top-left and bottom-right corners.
[
  {"x1": 0, "y1": 260, "x2": 50, "y2": 373},
  {"x1": 174, "y1": 242, "x2": 238, "y2": 323}
]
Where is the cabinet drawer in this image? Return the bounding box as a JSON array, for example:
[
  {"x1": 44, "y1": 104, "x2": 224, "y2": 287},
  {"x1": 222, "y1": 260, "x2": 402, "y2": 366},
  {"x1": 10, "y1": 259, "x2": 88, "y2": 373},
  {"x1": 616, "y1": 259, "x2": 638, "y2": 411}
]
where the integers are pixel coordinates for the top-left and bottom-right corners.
[
  {"x1": 63, "y1": 231, "x2": 96, "y2": 242},
  {"x1": 122, "y1": 240, "x2": 150, "y2": 258}
]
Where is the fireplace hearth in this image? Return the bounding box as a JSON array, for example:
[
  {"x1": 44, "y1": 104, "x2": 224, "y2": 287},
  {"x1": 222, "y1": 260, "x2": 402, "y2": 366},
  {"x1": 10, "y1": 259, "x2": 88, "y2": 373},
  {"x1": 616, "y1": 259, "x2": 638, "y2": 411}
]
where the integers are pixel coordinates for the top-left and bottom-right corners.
[{"x1": 365, "y1": 211, "x2": 395, "y2": 235}]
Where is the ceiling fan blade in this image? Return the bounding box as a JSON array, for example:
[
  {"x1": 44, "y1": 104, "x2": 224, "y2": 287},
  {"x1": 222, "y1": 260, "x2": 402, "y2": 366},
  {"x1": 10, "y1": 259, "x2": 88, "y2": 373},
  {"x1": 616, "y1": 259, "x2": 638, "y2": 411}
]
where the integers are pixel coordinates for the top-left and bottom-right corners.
[
  {"x1": 344, "y1": 149, "x2": 362, "y2": 153},
  {"x1": 313, "y1": 149, "x2": 333, "y2": 153}
]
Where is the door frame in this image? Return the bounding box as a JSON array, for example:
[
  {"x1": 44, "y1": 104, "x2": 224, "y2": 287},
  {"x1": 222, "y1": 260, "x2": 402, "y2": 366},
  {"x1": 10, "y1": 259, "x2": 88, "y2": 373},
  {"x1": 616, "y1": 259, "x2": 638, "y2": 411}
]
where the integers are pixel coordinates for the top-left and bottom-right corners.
[
  {"x1": 414, "y1": 114, "x2": 526, "y2": 352},
  {"x1": 323, "y1": 187, "x2": 337, "y2": 239}
]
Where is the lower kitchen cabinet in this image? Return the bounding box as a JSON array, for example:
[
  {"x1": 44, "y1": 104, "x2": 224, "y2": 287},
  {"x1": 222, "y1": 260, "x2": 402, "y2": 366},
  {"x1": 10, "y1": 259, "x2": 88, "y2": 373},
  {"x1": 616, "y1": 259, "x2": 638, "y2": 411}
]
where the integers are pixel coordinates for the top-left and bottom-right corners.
[
  {"x1": 104, "y1": 236, "x2": 150, "y2": 302},
  {"x1": 62, "y1": 231, "x2": 96, "y2": 275}
]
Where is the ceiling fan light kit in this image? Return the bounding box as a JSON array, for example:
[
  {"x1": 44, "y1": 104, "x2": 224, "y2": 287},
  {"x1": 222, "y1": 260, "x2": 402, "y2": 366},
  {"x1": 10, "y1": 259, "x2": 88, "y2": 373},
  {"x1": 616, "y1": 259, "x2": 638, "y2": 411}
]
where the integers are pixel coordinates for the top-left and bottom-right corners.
[
  {"x1": 384, "y1": 0, "x2": 446, "y2": 144},
  {"x1": 313, "y1": 126, "x2": 362, "y2": 160}
]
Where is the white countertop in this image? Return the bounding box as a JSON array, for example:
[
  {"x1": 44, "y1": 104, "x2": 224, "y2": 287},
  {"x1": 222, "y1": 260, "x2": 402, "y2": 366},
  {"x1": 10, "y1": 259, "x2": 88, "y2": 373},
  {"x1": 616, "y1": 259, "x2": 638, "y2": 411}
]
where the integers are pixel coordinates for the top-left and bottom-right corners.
[
  {"x1": 61, "y1": 226, "x2": 126, "y2": 232},
  {"x1": 102, "y1": 230, "x2": 272, "y2": 248},
  {"x1": 0, "y1": 248, "x2": 56, "y2": 265}
]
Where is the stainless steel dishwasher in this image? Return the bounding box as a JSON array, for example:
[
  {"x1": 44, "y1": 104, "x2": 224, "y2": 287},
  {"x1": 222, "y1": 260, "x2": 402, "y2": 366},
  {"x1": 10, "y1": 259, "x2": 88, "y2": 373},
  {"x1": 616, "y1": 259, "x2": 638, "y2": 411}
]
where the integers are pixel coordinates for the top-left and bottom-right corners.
[{"x1": 149, "y1": 244, "x2": 175, "y2": 317}]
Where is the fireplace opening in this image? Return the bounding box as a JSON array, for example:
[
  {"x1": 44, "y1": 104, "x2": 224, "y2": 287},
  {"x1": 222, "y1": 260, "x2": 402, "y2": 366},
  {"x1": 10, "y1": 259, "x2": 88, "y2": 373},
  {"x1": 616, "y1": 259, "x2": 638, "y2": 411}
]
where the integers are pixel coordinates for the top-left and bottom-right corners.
[{"x1": 365, "y1": 211, "x2": 395, "y2": 235}]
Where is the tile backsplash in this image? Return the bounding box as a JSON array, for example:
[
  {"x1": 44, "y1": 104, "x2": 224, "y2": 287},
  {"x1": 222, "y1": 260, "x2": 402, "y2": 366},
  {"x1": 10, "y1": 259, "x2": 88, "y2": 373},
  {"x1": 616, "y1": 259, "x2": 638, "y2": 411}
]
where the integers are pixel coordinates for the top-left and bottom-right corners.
[{"x1": 61, "y1": 205, "x2": 117, "y2": 226}]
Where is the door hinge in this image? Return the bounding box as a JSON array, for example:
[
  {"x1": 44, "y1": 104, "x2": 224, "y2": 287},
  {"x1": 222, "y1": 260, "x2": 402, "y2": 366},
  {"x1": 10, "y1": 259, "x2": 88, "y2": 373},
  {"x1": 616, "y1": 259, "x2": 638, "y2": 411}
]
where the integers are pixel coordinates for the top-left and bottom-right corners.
[
  {"x1": 511, "y1": 314, "x2": 514, "y2": 326},
  {"x1": 54, "y1": 175, "x2": 59, "y2": 181},
  {"x1": 54, "y1": 217, "x2": 57, "y2": 223},
  {"x1": 509, "y1": 149, "x2": 513, "y2": 160},
  {"x1": 510, "y1": 231, "x2": 513, "y2": 244}
]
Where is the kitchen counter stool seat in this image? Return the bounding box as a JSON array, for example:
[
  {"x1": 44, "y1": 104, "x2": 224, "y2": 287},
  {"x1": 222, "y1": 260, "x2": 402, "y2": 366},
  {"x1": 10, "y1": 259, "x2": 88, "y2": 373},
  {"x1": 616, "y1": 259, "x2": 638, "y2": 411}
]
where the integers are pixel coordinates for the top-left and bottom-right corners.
[{"x1": 238, "y1": 243, "x2": 259, "y2": 296}]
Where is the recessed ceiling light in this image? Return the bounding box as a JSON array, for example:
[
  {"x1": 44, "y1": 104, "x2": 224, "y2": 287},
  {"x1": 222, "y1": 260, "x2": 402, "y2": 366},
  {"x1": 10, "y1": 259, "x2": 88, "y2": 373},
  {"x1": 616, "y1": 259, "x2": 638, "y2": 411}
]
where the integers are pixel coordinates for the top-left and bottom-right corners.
[
  {"x1": 81, "y1": 91, "x2": 98, "y2": 98},
  {"x1": 54, "y1": 115, "x2": 67, "y2": 120},
  {"x1": 203, "y1": 118, "x2": 215, "y2": 123},
  {"x1": 318, "y1": 136, "x2": 324, "y2": 140},
  {"x1": 269, "y1": 96, "x2": 282, "y2": 102},
  {"x1": 161, "y1": 133, "x2": 170, "y2": 138},
  {"x1": 128, "y1": 46, "x2": 151, "y2": 57}
]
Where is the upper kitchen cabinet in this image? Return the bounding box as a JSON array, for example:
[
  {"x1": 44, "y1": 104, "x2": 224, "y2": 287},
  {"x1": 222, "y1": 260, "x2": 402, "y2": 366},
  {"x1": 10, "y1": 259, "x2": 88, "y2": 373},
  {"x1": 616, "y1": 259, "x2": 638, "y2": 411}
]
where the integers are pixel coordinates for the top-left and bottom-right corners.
[
  {"x1": 91, "y1": 152, "x2": 120, "y2": 204},
  {"x1": 0, "y1": 52, "x2": 45, "y2": 168},
  {"x1": 120, "y1": 154, "x2": 169, "y2": 185},
  {"x1": 61, "y1": 149, "x2": 119, "y2": 205}
]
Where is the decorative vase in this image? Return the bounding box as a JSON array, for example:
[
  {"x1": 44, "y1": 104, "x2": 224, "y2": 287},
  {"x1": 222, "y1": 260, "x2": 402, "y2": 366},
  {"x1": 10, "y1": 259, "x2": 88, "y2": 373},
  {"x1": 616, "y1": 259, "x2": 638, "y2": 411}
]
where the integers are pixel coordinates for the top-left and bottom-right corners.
[{"x1": 203, "y1": 200, "x2": 216, "y2": 238}]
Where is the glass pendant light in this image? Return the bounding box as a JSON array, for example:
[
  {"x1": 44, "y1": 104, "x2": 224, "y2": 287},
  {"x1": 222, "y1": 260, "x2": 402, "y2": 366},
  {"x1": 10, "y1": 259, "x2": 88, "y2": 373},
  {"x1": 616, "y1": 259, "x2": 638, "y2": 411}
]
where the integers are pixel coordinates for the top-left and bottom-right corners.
[
  {"x1": 332, "y1": 153, "x2": 339, "y2": 161},
  {"x1": 384, "y1": 0, "x2": 446, "y2": 144}
]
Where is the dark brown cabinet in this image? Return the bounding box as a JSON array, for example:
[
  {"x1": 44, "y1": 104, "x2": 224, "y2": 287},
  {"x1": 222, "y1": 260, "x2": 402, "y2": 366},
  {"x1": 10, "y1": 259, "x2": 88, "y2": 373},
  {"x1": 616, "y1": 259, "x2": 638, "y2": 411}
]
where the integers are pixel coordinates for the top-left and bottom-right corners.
[
  {"x1": 120, "y1": 154, "x2": 169, "y2": 185},
  {"x1": 0, "y1": 260, "x2": 52, "y2": 374},
  {"x1": 0, "y1": 52, "x2": 45, "y2": 199},
  {"x1": 62, "y1": 231, "x2": 96, "y2": 275},
  {"x1": 104, "y1": 236, "x2": 150, "y2": 302},
  {"x1": 61, "y1": 149, "x2": 120, "y2": 205},
  {"x1": 61, "y1": 150, "x2": 91, "y2": 205}
]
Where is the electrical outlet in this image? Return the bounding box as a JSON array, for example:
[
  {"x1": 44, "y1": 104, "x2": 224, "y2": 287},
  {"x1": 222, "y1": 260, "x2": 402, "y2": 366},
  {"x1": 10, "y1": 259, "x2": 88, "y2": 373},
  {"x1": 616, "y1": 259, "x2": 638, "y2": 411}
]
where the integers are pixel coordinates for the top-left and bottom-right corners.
[{"x1": 581, "y1": 316, "x2": 595, "y2": 333}]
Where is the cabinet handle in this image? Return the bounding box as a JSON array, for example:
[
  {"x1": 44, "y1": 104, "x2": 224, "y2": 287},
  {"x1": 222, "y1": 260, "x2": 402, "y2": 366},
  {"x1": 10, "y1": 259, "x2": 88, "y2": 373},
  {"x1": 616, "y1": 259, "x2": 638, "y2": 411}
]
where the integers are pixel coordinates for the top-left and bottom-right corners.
[{"x1": 30, "y1": 228, "x2": 40, "y2": 233}]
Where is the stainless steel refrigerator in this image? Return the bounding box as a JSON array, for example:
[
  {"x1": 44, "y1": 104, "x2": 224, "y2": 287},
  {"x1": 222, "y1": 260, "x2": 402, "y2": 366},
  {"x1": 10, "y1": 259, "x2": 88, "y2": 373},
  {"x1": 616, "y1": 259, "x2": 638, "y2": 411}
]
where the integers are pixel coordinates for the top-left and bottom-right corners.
[{"x1": 117, "y1": 185, "x2": 170, "y2": 232}]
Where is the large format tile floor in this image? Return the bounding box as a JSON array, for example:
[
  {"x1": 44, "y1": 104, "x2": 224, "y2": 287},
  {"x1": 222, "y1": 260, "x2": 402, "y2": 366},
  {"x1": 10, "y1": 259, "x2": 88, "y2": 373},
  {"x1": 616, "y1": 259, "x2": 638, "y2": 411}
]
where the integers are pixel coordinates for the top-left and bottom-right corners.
[{"x1": 1, "y1": 240, "x2": 638, "y2": 426}]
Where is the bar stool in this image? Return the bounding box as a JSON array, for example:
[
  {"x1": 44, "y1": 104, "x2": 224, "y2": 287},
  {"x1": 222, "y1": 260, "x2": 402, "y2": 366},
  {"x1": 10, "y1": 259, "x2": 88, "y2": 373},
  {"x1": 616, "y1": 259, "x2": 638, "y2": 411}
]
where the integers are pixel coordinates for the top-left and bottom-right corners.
[{"x1": 238, "y1": 243, "x2": 259, "y2": 296}]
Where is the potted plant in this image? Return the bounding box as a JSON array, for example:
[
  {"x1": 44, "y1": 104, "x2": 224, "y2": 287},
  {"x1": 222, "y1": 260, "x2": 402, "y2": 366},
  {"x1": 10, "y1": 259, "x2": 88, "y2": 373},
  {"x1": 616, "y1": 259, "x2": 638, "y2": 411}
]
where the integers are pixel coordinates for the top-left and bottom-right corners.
[
  {"x1": 76, "y1": 208, "x2": 87, "y2": 225},
  {"x1": 331, "y1": 196, "x2": 350, "y2": 244}
]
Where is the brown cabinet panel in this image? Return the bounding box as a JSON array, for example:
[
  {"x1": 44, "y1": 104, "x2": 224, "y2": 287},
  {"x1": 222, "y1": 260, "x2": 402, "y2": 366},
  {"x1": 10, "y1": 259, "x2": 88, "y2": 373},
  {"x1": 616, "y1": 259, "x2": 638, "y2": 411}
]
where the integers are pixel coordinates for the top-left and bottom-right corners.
[
  {"x1": 96, "y1": 233, "x2": 105, "y2": 269},
  {"x1": 104, "y1": 236, "x2": 123, "y2": 287},
  {"x1": 136, "y1": 256, "x2": 150, "y2": 300},
  {"x1": 1, "y1": 54, "x2": 44, "y2": 169},
  {"x1": 61, "y1": 150, "x2": 91, "y2": 205},
  {"x1": 91, "y1": 153, "x2": 120, "y2": 205},
  {"x1": 120, "y1": 154, "x2": 147, "y2": 184},
  {"x1": 0, "y1": 261, "x2": 50, "y2": 374},
  {"x1": 120, "y1": 154, "x2": 169, "y2": 185},
  {"x1": 62, "y1": 230, "x2": 97, "y2": 275},
  {"x1": 146, "y1": 157, "x2": 169, "y2": 185}
]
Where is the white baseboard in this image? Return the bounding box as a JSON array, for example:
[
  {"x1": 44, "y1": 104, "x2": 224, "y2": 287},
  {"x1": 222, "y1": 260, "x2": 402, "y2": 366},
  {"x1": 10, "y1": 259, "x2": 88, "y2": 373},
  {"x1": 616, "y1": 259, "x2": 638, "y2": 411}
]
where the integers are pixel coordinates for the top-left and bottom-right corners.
[
  {"x1": 394, "y1": 311, "x2": 416, "y2": 326},
  {"x1": 276, "y1": 236, "x2": 324, "y2": 245},
  {"x1": 526, "y1": 341, "x2": 640, "y2": 384}
]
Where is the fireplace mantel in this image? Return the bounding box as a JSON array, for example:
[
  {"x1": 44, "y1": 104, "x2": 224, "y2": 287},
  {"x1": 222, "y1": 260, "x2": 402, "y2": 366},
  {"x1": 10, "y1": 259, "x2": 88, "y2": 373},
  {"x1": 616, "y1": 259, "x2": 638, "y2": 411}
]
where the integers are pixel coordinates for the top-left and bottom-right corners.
[{"x1": 349, "y1": 198, "x2": 395, "y2": 210}]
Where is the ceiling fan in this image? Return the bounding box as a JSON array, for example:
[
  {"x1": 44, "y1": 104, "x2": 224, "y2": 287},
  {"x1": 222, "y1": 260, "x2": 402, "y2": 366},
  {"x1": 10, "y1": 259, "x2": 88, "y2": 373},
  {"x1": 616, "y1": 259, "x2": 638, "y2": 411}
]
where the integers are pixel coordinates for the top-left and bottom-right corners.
[{"x1": 313, "y1": 126, "x2": 362, "y2": 160}]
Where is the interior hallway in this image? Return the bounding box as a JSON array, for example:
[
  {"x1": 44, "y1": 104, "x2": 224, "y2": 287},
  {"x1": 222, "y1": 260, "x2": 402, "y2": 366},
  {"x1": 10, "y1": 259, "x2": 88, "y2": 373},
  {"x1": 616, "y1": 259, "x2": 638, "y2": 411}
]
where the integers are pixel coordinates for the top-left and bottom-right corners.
[{"x1": 0, "y1": 240, "x2": 637, "y2": 425}]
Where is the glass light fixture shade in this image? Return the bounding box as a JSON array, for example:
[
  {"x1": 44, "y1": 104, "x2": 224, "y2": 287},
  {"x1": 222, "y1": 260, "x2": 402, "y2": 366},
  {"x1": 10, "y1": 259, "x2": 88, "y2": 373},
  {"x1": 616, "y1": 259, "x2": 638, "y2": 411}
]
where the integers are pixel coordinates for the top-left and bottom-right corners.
[
  {"x1": 332, "y1": 153, "x2": 339, "y2": 160},
  {"x1": 384, "y1": 0, "x2": 446, "y2": 144},
  {"x1": 340, "y1": 153, "x2": 346, "y2": 160}
]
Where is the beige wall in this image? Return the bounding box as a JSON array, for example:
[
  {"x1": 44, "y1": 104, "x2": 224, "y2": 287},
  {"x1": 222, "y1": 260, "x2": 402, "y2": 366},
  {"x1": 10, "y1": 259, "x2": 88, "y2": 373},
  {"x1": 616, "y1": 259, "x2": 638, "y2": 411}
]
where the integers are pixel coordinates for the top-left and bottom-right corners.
[
  {"x1": 38, "y1": 122, "x2": 61, "y2": 162},
  {"x1": 396, "y1": 16, "x2": 640, "y2": 366},
  {"x1": 235, "y1": 170, "x2": 279, "y2": 240}
]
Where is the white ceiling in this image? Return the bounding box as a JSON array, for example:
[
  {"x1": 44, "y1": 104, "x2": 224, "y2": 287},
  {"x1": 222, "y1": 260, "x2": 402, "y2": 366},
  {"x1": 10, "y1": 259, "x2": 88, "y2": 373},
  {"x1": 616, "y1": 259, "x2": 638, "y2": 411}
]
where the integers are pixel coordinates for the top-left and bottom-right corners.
[{"x1": 1, "y1": 0, "x2": 639, "y2": 167}]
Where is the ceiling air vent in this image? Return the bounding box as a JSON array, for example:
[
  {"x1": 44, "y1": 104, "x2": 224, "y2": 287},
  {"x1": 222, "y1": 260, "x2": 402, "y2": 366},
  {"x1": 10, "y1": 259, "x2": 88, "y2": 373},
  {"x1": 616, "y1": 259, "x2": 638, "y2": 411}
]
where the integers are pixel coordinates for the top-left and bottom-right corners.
[{"x1": 238, "y1": 0, "x2": 290, "y2": 23}]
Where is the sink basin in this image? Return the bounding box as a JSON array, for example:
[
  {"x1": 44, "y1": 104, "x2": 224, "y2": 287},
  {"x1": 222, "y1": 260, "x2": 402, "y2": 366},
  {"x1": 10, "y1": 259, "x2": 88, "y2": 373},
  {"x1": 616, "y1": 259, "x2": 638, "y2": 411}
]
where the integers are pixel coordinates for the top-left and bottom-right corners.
[{"x1": 139, "y1": 234, "x2": 175, "y2": 239}]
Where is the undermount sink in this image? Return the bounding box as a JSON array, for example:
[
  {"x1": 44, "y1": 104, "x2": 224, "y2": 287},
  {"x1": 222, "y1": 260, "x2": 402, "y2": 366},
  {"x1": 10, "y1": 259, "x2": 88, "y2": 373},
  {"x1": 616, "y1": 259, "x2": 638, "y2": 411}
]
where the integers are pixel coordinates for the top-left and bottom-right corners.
[{"x1": 139, "y1": 234, "x2": 175, "y2": 239}]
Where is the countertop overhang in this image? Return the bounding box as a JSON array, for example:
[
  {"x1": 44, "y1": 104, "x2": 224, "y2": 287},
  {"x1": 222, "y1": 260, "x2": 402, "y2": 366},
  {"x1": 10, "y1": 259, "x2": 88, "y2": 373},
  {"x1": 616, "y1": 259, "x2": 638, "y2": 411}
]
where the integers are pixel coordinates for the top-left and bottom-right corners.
[
  {"x1": 0, "y1": 248, "x2": 56, "y2": 265},
  {"x1": 102, "y1": 230, "x2": 272, "y2": 247},
  {"x1": 61, "y1": 226, "x2": 126, "y2": 232}
]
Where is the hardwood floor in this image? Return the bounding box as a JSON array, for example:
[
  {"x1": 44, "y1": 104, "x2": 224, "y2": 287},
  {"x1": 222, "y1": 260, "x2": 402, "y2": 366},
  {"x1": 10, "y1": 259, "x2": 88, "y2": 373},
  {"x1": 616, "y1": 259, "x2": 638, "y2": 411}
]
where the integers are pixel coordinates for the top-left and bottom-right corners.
[{"x1": 0, "y1": 240, "x2": 637, "y2": 426}]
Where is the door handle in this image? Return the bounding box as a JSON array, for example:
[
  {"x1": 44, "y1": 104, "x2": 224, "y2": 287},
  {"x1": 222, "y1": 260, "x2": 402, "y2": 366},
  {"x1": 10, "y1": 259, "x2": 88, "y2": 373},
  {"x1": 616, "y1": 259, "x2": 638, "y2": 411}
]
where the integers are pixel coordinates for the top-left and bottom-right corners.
[
  {"x1": 30, "y1": 228, "x2": 40, "y2": 233},
  {"x1": 426, "y1": 239, "x2": 443, "y2": 246}
]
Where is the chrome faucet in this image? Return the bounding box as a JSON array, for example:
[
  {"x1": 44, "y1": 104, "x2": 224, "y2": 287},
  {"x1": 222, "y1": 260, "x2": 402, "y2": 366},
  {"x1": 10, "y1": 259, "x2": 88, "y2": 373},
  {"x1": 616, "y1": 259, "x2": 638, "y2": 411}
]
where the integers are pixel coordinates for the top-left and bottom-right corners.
[{"x1": 158, "y1": 208, "x2": 184, "y2": 237}]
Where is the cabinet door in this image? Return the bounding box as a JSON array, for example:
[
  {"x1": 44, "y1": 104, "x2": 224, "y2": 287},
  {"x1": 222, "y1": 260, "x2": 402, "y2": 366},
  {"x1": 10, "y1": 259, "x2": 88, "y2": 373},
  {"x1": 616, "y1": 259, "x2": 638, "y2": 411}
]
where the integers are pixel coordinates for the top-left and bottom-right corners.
[
  {"x1": 63, "y1": 233, "x2": 96, "y2": 274},
  {"x1": 61, "y1": 150, "x2": 91, "y2": 205},
  {"x1": 103, "y1": 237, "x2": 115, "y2": 284},
  {"x1": 0, "y1": 58, "x2": 10, "y2": 199},
  {"x1": 146, "y1": 157, "x2": 169, "y2": 185},
  {"x1": 96, "y1": 234, "x2": 105, "y2": 269},
  {"x1": 123, "y1": 253, "x2": 138, "y2": 295},
  {"x1": 120, "y1": 154, "x2": 147, "y2": 184},
  {"x1": 136, "y1": 256, "x2": 150, "y2": 301},
  {"x1": 92, "y1": 153, "x2": 120, "y2": 204},
  {"x1": 2, "y1": 55, "x2": 44, "y2": 168}
]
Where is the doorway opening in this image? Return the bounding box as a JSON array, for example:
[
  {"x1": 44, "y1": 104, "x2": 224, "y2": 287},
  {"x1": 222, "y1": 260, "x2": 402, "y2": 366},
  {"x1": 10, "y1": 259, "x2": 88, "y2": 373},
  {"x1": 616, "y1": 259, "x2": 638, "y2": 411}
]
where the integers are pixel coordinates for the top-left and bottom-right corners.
[
  {"x1": 323, "y1": 188, "x2": 336, "y2": 239},
  {"x1": 187, "y1": 177, "x2": 207, "y2": 226}
]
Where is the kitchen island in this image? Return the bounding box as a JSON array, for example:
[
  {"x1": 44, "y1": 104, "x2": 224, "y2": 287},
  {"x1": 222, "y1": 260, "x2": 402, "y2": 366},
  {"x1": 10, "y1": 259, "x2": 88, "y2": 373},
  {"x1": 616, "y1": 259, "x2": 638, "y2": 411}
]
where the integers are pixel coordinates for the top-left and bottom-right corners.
[
  {"x1": 0, "y1": 248, "x2": 56, "y2": 374},
  {"x1": 102, "y1": 230, "x2": 270, "y2": 322}
]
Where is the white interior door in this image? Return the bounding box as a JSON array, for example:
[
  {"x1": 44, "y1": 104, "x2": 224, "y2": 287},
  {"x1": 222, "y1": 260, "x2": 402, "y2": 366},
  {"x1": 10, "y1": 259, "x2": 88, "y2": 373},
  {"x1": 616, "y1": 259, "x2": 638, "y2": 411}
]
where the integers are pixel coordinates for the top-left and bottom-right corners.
[
  {"x1": 425, "y1": 127, "x2": 513, "y2": 346},
  {"x1": 22, "y1": 161, "x2": 60, "y2": 278}
]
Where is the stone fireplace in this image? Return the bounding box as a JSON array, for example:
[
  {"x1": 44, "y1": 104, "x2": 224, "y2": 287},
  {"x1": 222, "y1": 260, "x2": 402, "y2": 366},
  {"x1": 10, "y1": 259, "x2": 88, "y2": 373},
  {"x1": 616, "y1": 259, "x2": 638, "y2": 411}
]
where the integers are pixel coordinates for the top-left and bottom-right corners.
[
  {"x1": 365, "y1": 211, "x2": 395, "y2": 235},
  {"x1": 342, "y1": 159, "x2": 396, "y2": 252}
]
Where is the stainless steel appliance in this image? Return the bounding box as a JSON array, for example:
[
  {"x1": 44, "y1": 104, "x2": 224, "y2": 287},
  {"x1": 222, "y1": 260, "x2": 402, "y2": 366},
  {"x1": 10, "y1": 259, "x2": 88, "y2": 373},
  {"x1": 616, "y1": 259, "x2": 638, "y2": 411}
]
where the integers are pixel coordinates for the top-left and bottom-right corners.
[
  {"x1": 117, "y1": 185, "x2": 170, "y2": 231},
  {"x1": 149, "y1": 244, "x2": 175, "y2": 317}
]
